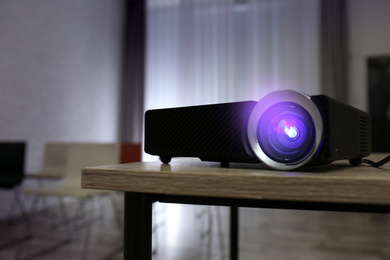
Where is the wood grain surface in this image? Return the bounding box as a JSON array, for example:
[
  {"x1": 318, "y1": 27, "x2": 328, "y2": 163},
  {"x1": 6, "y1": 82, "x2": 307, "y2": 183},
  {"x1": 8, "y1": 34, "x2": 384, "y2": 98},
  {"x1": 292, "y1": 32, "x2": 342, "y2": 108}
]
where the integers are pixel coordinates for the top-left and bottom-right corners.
[{"x1": 82, "y1": 153, "x2": 390, "y2": 205}]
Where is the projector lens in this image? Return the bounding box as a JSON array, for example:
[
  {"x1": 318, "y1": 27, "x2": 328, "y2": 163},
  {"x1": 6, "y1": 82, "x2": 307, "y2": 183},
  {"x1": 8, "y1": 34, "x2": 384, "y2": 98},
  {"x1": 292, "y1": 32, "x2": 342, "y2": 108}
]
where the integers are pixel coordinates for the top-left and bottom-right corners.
[
  {"x1": 257, "y1": 102, "x2": 315, "y2": 163},
  {"x1": 247, "y1": 90, "x2": 323, "y2": 170}
]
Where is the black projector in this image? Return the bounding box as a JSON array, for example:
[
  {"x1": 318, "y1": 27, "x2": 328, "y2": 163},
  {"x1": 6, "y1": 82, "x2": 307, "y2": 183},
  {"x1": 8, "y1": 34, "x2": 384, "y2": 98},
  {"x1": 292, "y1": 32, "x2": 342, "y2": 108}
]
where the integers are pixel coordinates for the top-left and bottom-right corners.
[{"x1": 144, "y1": 90, "x2": 371, "y2": 170}]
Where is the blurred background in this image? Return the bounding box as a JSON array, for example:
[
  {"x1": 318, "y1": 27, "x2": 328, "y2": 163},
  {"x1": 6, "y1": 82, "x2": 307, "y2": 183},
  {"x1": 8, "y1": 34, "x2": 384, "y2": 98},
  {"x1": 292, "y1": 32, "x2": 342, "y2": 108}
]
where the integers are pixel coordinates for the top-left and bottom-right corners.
[{"x1": 1, "y1": 0, "x2": 390, "y2": 259}]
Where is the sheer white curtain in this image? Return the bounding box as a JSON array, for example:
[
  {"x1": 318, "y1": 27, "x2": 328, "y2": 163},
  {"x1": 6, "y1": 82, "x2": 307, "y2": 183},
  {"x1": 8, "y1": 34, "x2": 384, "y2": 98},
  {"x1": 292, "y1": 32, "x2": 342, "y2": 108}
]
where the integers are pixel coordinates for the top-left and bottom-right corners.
[{"x1": 145, "y1": 0, "x2": 320, "y2": 111}]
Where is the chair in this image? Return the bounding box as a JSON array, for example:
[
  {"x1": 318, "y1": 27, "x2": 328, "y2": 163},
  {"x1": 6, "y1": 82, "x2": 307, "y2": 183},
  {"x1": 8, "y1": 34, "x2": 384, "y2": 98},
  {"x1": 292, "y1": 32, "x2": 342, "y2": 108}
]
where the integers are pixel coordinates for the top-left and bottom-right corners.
[
  {"x1": 0, "y1": 141, "x2": 31, "y2": 251},
  {"x1": 22, "y1": 143, "x2": 120, "y2": 260},
  {"x1": 22, "y1": 143, "x2": 69, "y2": 215},
  {"x1": 27, "y1": 142, "x2": 69, "y2": 180}
]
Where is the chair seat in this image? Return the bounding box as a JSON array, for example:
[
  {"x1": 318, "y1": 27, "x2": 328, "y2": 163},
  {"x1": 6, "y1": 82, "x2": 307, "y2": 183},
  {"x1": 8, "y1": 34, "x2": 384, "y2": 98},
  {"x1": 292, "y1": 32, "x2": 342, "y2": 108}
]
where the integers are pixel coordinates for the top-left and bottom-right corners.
[
  {"x1": 27, "y1": 186, "x2": 111, "y2": 199},
  {"x1": 26, "y1": 172, "x2": 65, "y2": 179}
]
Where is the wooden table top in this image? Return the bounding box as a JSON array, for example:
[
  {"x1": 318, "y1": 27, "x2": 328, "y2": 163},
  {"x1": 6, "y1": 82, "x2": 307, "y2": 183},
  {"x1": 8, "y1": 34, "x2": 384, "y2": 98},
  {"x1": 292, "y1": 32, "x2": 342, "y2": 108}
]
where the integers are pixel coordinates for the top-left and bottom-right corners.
[{"x1": 82, "y1": 153, "x2": 390, "y2": 206}]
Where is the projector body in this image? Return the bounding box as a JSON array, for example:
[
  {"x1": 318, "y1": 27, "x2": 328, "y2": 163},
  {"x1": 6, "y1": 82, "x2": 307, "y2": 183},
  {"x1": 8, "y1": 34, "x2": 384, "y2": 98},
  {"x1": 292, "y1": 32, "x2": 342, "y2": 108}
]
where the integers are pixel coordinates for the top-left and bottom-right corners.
[{"x1": 144, "y1": 90, "x2": 371, "y2": 170}]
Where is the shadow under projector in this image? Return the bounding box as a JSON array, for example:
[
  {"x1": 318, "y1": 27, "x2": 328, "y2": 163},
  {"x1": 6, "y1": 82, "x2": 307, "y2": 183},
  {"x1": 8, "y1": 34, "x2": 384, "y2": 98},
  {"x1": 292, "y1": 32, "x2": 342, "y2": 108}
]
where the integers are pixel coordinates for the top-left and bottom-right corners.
[{"x1": 145, "y1": 90, "x2": 371, "y2": 170}]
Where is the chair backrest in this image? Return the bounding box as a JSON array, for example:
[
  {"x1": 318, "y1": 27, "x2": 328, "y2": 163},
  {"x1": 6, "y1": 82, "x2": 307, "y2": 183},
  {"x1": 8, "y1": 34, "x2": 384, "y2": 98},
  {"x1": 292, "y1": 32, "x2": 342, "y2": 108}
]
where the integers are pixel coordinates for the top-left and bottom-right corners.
[
  {"x1": 0, "y1": 142, "x2": 26, "y2": 189},
  {"x1": 40, "y1": 142, "x2": 69, "y2": 177},
  {"x1": 62, "y1": 143, "x2": 120, "y2": 187}
]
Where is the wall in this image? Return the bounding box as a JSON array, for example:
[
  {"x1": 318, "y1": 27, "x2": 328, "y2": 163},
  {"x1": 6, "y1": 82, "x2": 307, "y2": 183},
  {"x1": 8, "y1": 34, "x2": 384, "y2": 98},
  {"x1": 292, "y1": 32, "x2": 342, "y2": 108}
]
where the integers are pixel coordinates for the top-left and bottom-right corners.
[
  {"x1": 348, "y1": 0, "x2": 390, "y2": 110},
  {"x1": 0, "y1": 0, "x2": 125, "y2": 219},
  {"x1": 0, "y1": 0, "x2": 125, "y2": 174}
]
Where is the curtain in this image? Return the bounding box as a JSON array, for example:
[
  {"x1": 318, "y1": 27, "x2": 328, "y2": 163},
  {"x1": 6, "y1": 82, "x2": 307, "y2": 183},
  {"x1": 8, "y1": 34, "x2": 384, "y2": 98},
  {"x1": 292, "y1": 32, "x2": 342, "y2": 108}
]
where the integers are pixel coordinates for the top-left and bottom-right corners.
[
  {"x1": 121, "y1": 0, "x2": 146, "y2": 143},
  {"x1": 320, "y1": 0, "x2": 348, "y2": 102},
  {"x1": 145, "y1": 0, "x2": 320, "y2": 112}
]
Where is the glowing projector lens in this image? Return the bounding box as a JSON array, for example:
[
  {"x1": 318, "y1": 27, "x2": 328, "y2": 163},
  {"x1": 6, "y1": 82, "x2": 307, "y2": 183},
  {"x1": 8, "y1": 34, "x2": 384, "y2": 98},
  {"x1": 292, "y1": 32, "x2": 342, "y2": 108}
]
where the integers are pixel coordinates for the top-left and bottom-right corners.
[{"x1": 257, "y1": 102, "x2": 315, "y2": 163}]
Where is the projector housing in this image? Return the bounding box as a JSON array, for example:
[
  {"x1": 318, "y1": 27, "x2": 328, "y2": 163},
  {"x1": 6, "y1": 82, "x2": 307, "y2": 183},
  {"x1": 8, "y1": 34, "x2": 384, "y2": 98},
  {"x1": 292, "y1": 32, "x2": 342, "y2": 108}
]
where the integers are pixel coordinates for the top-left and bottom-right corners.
[{"x1": 144, "y1": 90, "x2": 371, "y2": 170}]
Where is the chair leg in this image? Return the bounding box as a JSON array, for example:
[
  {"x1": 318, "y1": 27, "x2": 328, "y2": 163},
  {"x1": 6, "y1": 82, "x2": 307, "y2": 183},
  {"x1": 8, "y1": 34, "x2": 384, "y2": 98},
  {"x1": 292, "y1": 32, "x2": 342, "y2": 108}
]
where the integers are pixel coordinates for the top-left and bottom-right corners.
[
  {"x1": 0, "y1": 189, "x2": 32, "y2": 254},
  {"x1": 29, "y1": 195, "x2": 40, "y2": 217},
  {"x1": 215, "y1": 206, "x2": 226, "y2": 259},
  {"x1": 57, "y1": 197, "x2": 72, "y2": 242},
  {"x1": 152, "y1": 203, "x2": 158, "y2": 255},
  {"x1": 6, "y1": 196, "x2": 17, "y2": 225},
  {"x1": 16, "y1": 197, "x2": 72, "y2": 260},
  {"x1": 13, "y1": 189, "x2": 32, "y2": 236},
  {"x1": 36, "y1": 180, "x2": 49, "y2": 211},
  {"x1": 50, "y1": 199, "x2": 83, "y2": 230},
  {"x1": 80, "y1": 195, "x2": 114, "y2": 260},
  {"x1": 73, "y1": 197, "x2": 107, "y2": 232},
  {"x1": 6, "y1": 187, "x2": 32, "y2": 227},
  {"x1": 81, "y1": 198, "x2": 93, "y2": 260},
  {"x1": 196, "y1": 206, "x2": 228, "y2": 259},
  {"x1": 71, "y1": 200, "x2": 87, "y2": 231},
  {"x1": 13, "y1": 190, "x2": 33, "y2": 260},
  {"x1": 109, "y1": 192, "x2": 123, "y2": 236}
]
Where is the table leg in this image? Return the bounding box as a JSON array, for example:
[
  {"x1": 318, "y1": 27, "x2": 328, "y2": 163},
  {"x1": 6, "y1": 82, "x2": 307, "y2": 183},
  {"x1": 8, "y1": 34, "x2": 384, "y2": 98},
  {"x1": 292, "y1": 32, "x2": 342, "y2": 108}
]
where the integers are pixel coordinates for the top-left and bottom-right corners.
[
  {"x1": 230, "y1": 206, "x2": 239, "y2": 260},
  {"x1": 124, "y1": 192, "x2": 153, "y2": 260}
]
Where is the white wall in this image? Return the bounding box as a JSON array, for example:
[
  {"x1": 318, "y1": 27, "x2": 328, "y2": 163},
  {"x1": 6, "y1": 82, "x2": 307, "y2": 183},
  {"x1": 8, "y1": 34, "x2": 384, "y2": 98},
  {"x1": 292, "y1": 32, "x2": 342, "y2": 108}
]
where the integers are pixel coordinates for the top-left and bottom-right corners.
[
  {"x1": 0, "y1": 0, "x2": 125, "y2": 174},
  {"x1": 348, "y1": 0, "x2": 390, "y2": 110}
]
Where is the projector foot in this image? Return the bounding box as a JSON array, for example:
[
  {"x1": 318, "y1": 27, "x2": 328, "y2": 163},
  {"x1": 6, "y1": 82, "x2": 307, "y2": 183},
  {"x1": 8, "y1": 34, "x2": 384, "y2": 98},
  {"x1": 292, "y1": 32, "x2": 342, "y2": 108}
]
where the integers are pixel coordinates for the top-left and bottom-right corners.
[
  {"x1": 160, "y1": 156, "x2": 172, "y2": 164},
  {"x1": 349, "y1": 158, "x2": 362, "y2": 166}
]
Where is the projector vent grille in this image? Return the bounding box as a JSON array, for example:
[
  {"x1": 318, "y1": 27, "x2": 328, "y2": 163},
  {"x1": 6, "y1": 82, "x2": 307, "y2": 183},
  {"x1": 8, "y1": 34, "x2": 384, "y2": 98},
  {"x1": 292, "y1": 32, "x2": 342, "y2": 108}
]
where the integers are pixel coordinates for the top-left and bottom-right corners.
[{"x1": 360, "y1": 116, "x2": 368, "y2": 153}]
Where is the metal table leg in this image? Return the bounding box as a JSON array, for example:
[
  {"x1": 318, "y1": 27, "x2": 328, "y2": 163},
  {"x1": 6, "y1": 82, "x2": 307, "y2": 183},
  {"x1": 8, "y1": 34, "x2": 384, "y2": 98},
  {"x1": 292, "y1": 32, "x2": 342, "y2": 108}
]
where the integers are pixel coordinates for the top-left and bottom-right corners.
[
  {"x1": 124, "y1": 192, "x2": 153, "y2": 260},
  {"x1": 230, "y1": 206, "x2": 239, "y2": 260}
]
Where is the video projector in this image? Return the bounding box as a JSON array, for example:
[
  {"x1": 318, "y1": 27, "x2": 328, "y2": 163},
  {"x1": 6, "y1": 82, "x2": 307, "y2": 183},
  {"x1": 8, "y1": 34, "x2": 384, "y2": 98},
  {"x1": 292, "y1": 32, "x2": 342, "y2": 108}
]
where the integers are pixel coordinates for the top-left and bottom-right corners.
[{"x1": 144, "y1": 90, "x2": 371, "y2": 170}]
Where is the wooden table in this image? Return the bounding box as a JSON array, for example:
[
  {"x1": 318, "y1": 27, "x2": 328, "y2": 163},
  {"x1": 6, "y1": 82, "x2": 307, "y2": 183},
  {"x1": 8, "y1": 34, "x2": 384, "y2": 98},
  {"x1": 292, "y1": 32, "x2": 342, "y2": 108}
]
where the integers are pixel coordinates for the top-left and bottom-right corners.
[{"x1": 81, "y1": 154, "x2": 390, "y2": 260}]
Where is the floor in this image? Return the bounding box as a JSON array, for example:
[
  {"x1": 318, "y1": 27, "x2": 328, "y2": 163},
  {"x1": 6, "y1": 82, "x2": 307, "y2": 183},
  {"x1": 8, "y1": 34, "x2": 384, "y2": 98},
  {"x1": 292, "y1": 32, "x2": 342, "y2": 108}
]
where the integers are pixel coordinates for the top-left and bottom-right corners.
[{"x1": 1, "y1": 194, "x2": 390, "y2": 260}]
